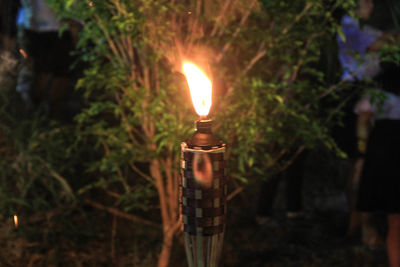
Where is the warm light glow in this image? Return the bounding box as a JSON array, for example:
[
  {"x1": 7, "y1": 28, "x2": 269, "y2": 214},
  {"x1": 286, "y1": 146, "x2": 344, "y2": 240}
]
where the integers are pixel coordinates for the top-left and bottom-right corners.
[
  {"x1": 13, "y1": 214, "x2": 18, "y2": 228},
  {"x1": 182, "y1": 62, "x2": 212, "y2": 116},
  {"x1": 192, "y1": 153, "x2": 212, "y2": 188},
  {"x1": 19, "y1": 49, "x2": 27, "y2": 59}
]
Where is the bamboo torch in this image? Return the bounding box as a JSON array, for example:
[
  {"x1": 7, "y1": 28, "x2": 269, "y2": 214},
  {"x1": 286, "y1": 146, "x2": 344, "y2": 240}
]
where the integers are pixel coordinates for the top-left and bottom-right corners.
[{"x1": 180, "y1": 62, "x2": 227, "y2": 267}]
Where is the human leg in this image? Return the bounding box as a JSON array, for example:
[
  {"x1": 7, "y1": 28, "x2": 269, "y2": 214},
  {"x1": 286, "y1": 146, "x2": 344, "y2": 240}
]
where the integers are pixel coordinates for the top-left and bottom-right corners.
[{"x1": 387, "y1": 214, "x2": 400, "y2": 267}]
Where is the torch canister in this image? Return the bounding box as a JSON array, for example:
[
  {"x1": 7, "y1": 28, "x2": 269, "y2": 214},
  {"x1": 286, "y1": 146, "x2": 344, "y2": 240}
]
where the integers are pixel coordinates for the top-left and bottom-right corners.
[{"x1": 180, "y1": 119, "x2": 226, "y2": 267}]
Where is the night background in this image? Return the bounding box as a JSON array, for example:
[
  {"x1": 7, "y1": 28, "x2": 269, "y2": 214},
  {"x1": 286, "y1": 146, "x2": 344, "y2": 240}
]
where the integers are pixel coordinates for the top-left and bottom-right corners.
[{"x1": 0, "y1": 0, "x2": 400, "y2": 266}]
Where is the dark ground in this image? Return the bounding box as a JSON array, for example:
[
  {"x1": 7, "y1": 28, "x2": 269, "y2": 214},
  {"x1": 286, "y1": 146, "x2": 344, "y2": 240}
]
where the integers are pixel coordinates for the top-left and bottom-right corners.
[
  {"x1": 223, "y1": 211, "x2": 387, "y2": 267},
  {"x1": 0, "y1": 145, "x2": 390, "y2": 267},
  {"x1": 222, "y1": 147, "x2": 388, "y2": 267}
]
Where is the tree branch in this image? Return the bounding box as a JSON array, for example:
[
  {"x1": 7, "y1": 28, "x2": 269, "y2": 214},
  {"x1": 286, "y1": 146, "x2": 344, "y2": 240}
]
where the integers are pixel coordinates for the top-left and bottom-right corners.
[
  {"x1": 129, "y1": 163, "x2": 156, "y2": 186},
  {"x1": 210, "y1": 0, "x2": 233, "y2": 36},
  {"x1": 84, "y1": 199, "x2": 161, "y2": 228},
  {"x1": 227, "y1": 186, "x2": 244, "y2": 201},
  {"x1": 242, "y1": 42, "x2": 266, "y2": 75},
  {"x1": 281, "y1": 2, "x2": 313, "y2": 35},
  {"x1": 215, "y1": 0, "x2": 258, "y2": 63}
]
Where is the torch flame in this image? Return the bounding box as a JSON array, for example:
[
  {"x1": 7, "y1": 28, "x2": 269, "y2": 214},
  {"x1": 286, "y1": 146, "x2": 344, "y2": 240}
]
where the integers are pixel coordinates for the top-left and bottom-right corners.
[
  {"x1": 13, "y1": 214, "x2": 18, "y2": 228},
  {"x1": 19, "y1": 49, "x2": 27, "y2": 59},
  {"x1": 182, "y1": 62, "x2": 212, "y2": 117}
]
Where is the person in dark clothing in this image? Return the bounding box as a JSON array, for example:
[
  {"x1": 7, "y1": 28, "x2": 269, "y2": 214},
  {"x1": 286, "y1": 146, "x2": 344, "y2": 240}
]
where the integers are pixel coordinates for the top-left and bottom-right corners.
[
  {"x1": 355, "y1": 63, "x2": 400, "y2": 267},
  {"x1": 335, "y1": 0, "x2": 400, "y2": 245},
  {"x1": 16, "y1": 0, "x2": 76, "y2": 115},
  {"x1": 0, "y1": 0, "x2": 20, "y2": 51}
]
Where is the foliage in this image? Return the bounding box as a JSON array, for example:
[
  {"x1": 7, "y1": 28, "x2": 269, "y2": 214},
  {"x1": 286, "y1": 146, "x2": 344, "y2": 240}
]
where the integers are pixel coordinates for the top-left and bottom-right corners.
[
  {"x1": 42, "y1": 0, "x2": 369, "y2": 265},
  {"x1": 0, "y1": 57, "x2": 76, "y2": 219},
  {"x1": 49, "y1": 1, "x2": 350, "y2": 180},
  {"x1": 0, "y1": 0, "x2": 398, "y2": 265}
]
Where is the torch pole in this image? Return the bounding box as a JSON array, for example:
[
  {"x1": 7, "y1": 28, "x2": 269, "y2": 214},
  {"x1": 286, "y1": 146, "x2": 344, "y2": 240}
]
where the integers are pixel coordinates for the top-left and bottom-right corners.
[{"x1": 180, "y1": 119, "x2": 227, "y2": 267}]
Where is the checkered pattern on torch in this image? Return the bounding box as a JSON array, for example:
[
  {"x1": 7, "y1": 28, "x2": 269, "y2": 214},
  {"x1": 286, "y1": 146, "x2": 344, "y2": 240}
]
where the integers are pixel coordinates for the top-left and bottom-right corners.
[
  {"x1": 180, "y1": 143, "x2": 227, "y2": 237},
  {"x1": 180, "y1": 142, "x2": 227, "y2": 267},
  {"x1": 181, "y1": 143, "x2": 227, "y2": 236}
]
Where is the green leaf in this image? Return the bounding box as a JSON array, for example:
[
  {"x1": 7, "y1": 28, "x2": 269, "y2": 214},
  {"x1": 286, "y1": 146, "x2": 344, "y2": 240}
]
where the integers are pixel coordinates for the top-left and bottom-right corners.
[
  {"x1": 65, "y1": 0, "x2": 76, "y2": 10},
  {"x1": 337, "y1": 26, "x2": 346, "y2": 42}
]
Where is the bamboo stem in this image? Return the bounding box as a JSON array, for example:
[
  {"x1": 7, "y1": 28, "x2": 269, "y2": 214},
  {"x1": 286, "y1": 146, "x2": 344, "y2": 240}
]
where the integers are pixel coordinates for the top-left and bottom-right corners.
[{"x1": 184, "y1": 232, "x2": 195, "y2": 267}]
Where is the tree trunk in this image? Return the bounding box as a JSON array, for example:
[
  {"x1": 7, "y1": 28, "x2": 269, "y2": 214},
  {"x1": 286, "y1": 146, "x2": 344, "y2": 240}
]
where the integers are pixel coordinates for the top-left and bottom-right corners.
[
  {"x1": 157, "y1": 228, "x2": 174, "y2": 267},
  {"x1": 151, "y1": 159, "x2": 179, "y2": 267}
]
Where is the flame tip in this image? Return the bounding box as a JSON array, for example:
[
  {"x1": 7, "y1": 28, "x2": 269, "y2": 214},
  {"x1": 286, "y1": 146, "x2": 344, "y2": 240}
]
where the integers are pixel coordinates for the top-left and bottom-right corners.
[
  {"x1": 13, "y1": 214, "x2": 18, "y2": 228},
  {"x1": 182, "y1": 61, "x2": 212, "y2": 116}
]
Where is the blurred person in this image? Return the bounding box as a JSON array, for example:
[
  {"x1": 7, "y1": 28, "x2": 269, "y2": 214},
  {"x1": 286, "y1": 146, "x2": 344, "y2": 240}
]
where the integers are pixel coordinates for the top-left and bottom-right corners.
[
  {"x1": 335, "y1": 0, "x2": 386, "y2": 159},
  {"x1": 16, "y1": 0, "x2": 59, "y2": 104},
  {"x1": 16, "y1": 0, "x2": 75, "y2": 114},
  {"x1": 355, "y1": 63, "x2": 400, "y2": 267},
  {"x1": 336, "y1": 0, "x2": 399, "y2": 245},
  {"x1": 0, "y1": 0, "x2": 20, "y2": 51}
]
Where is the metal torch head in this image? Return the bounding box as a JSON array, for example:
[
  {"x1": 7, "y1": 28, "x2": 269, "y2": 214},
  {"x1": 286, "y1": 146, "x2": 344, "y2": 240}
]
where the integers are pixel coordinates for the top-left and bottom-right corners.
[{"x1": 187, "y1": 119, "x2": 224, "y2": 149}]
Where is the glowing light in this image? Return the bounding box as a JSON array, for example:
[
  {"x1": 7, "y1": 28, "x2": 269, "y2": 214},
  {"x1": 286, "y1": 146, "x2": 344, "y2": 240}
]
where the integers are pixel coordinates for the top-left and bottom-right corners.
[
  {"x1": 13, "y1": 214, "x2": 18, "y2": 228},
  {"x1": 192, "y1": 153, "x2": 212, "y2": 188},
  {"x1": 182, "y1": 62, "x2": 212, "y2": 117},
  {"x1": 19, "y1": 49, "x2": 27, "y2": 59}
]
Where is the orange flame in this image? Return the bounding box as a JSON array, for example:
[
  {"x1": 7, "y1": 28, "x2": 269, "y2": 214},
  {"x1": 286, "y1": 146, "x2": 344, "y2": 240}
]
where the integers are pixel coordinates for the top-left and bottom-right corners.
[
  {"x1": 192, "y1": 153, "x2": 213, "y2": 188},
  {"x1": 182, "y1": 61, "x2": 212, "y2": 117},
  {"x1": 19, "y1": 49, "x2": 27, "y2": 59},
  {"x1": 13, "y1": 214, "x2": 18, "y2": 228}
]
